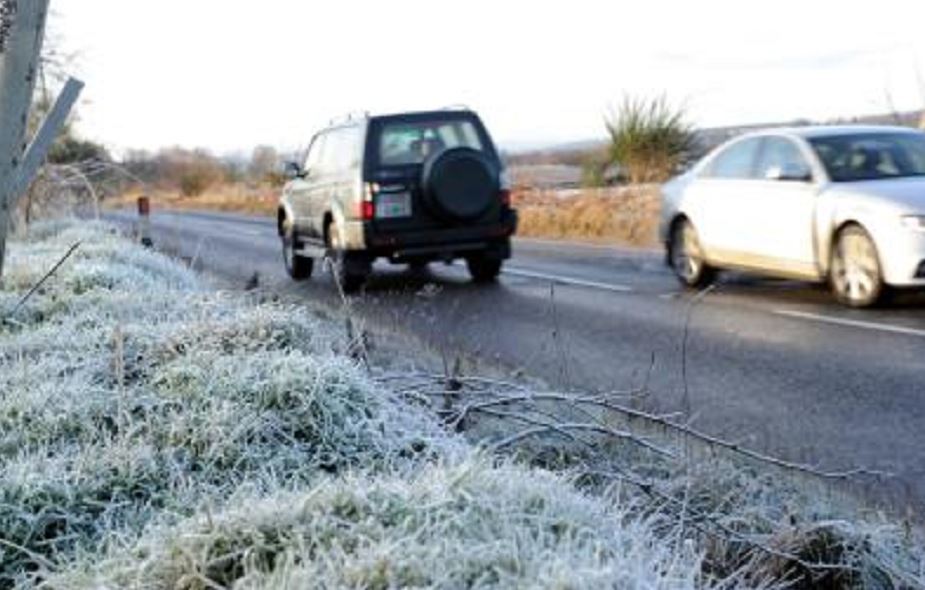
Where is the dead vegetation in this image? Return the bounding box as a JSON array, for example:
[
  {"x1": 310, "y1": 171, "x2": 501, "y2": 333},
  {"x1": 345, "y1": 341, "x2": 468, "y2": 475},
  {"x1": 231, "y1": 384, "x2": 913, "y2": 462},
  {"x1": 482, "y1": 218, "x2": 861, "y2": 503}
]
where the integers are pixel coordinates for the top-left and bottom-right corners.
[
  {"x1": 385, "y1": 371, "x2": 925, "y2": 590},
  {"x1": 512, "y1": 185, "x2": 661, "y2": 247},
  {"x1": 107, "y1": 184, "x2": 278, "y2": 217}
]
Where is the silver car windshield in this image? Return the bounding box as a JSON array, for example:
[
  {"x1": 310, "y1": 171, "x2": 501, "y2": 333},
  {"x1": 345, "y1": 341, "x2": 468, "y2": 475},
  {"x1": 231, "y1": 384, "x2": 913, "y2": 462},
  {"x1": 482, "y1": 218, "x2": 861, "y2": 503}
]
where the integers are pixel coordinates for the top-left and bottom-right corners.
[{"x1": 809, "y1": 133, "x2": 925, "y2": 182}]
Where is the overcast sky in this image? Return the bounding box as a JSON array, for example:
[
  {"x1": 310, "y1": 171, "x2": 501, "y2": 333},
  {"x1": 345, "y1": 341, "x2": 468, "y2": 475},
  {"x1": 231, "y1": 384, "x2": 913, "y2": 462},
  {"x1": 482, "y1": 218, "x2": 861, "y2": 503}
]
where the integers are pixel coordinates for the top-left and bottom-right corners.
[{"x1": 54, "y1": 0, "x2": 925, "y2": 155}]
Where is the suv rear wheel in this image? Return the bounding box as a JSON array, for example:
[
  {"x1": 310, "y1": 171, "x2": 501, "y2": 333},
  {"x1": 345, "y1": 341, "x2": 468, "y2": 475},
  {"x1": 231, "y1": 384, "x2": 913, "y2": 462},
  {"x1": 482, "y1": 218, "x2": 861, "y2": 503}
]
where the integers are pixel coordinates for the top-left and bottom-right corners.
[
  {"x1": 466, "y1": 253, "x2": 502, "y2": 283},
  {"x1": 326, "y1": 222, "x2": 368, "y2": 294},
  {"x1": 282, "y1": 227, "x2": 313, "y2": 280}
]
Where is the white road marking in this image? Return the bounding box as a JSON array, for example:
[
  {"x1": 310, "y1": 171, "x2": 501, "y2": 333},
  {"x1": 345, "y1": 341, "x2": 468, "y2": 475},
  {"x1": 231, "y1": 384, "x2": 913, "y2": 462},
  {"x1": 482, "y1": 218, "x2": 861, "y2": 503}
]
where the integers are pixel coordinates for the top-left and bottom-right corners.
[
  {"x1": 774, "y1": 309, "x2": 925, "y2": 339},
  {"x1": 503, "y1": 267, "x2": 633, "y2": 293}
]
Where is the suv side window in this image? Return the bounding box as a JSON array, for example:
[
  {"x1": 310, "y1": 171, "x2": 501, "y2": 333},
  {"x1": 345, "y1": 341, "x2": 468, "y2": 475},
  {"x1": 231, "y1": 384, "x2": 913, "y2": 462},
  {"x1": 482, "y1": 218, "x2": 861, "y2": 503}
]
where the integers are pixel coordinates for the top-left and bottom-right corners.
[
  {"x1": 303, "y1": 134, "x2": 326, "y2": 176},
  {"x1": 320, "y1": 131, "x2": 343, "y2": 176},
  {"x1": 705, "y1": 137, "x2": 762, "y2": 179},
  {"x1": 316, "y1": 126, "x2": 361, "y2": 175},
  {"x1": 755, "y1": 137, "x2": 808, "y2": 179},
  {"x1": 333, "y1": 126, "x2": 361, "y2": 172}
]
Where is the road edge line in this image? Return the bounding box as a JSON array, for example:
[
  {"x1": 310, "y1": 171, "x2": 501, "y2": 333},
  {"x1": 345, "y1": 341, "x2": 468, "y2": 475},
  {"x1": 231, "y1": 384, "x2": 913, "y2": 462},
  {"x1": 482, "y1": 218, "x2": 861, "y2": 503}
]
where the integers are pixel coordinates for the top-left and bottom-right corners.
[
  {"x1": 504, "y1": 267, "x2": 633, "y2": 293},
  {"x1": 773, "y1": 309, "x2": 925, "y2": 339}
]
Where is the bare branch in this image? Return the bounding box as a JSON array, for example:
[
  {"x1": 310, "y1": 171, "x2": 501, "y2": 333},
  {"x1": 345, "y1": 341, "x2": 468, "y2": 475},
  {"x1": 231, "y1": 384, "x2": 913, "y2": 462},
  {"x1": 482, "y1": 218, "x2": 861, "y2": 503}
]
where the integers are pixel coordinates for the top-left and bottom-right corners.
[
  {"x1": 6, "y1": 240, "x2": 80, "y2": 319},
  {"x1": 387, "y1": 370, "x2": 891, "y2": 482},
  {"x1": 585, "y1": 468, "x2": 861, "y2": 578},
  {"x1": 680, "y1": 284, "x2": 716, "y2": 421},
  {"x1": 492, "y1": 419, "x2": 676, "y2": 459}
]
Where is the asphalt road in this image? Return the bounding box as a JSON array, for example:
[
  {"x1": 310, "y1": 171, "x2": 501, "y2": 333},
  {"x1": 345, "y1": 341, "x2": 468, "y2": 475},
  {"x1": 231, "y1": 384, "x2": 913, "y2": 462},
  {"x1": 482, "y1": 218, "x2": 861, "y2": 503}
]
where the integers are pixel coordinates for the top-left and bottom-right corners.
[{"x1": 107, "y1": 209, "x2": 925, "y2": 512}]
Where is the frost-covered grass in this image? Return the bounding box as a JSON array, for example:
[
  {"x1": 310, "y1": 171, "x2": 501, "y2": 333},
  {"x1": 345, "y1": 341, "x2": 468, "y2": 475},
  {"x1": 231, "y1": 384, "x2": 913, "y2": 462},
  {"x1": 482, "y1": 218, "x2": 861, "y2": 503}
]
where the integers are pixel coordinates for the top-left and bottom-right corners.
[
  {"x1": 54, "y1": 459, "x2": 704, "y2": 589},
  {"x1": 0, "y1": 223, "x2": 460, "y2": 588},
  {"x1": 1, "y1": 222, "x2": 923, "y2": 589}
]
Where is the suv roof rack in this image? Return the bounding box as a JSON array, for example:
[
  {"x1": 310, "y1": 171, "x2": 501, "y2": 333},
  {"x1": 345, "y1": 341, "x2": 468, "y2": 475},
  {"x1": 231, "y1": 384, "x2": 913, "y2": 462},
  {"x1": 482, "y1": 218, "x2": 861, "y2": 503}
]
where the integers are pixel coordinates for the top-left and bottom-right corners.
[{"x1": 328, "y1": 111, "x2": 370, "y2": 126}]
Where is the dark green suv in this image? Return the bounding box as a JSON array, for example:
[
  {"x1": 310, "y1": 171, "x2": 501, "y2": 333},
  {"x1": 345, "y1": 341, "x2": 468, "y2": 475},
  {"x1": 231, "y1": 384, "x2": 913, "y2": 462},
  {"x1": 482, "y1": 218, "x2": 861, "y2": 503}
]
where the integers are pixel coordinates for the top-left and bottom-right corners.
[{"x1": 277, "y1": 109, "x2": 518, "y2": 292}]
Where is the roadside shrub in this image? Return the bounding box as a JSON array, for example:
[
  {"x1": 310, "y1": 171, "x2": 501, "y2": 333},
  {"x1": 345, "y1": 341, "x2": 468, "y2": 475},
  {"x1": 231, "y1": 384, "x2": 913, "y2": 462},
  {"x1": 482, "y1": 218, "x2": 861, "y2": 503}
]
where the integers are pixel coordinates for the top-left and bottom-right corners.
[
  {"x1": 151, "y1": 148, "x2": 225, "y2": 197},
  {"x1": 606, "y1": 96, "x2": 697, "y2": 185},
  {"x1": 581, "y1": 149, "x2": 611, "y2": 188},
  {"x1": 649, "y1": 460, "x2": 925, "y2": 589},
  {"x1": 178, "y1": 172, "x2": 212, "y2": 197}
]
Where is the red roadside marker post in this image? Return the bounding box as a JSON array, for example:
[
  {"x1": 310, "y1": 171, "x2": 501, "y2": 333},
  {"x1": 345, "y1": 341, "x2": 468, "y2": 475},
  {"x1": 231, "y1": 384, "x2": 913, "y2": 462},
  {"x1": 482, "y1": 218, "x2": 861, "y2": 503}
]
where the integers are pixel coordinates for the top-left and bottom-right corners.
[{"x1": 138, "y1": 195, "x2": 153, "y2": 247}]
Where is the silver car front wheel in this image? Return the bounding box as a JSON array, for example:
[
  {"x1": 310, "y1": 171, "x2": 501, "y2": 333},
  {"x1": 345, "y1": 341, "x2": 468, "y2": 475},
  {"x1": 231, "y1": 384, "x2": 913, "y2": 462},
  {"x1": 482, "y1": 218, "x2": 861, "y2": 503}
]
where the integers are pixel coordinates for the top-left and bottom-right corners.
[
  {"x1": 670, "y1": 220, "x2": 715, "y2": 288},
  {"x1": 830, "y1": 225, "x2": 883, "y2": 308}
]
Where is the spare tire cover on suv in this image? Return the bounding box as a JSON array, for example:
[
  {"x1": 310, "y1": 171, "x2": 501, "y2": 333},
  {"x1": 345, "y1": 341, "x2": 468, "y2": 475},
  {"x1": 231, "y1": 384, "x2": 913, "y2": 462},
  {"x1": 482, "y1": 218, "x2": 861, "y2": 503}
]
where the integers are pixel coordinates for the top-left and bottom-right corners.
[{"x1": 421, "y1": 147, "x2": 499, "y2": 222}]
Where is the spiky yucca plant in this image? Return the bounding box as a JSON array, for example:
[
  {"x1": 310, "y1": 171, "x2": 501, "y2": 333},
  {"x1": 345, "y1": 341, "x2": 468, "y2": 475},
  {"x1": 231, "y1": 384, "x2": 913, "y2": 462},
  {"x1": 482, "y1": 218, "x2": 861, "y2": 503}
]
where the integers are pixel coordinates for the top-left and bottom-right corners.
[{"x1": 606, "y1": 96, "x2": 697, "y2": 185}]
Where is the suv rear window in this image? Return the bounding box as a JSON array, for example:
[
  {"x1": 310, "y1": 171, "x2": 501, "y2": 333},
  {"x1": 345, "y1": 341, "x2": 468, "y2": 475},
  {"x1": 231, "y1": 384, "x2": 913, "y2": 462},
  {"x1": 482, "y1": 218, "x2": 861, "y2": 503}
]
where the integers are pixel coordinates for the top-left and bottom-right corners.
[{"x1": 377, "y1": 119, "x2": 484, "y2": 166}]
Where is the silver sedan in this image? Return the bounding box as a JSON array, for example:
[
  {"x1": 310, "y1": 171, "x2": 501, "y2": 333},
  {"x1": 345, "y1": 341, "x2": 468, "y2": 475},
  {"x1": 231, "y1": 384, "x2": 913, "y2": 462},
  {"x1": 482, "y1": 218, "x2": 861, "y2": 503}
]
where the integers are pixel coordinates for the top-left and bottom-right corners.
[{"x1": 660, "y1": 125, "x2": 925, "y2": 307}]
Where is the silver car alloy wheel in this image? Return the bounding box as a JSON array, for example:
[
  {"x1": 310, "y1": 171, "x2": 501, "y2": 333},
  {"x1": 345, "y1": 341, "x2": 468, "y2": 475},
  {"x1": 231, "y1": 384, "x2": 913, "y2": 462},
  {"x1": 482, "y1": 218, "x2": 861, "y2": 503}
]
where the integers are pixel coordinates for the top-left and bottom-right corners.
[
  {"x1": 672, "y1": 221, "x2": 704, "y2": 284},
  {"x1": 831, "y1": 227, "x2": 882, "y2": 307}
]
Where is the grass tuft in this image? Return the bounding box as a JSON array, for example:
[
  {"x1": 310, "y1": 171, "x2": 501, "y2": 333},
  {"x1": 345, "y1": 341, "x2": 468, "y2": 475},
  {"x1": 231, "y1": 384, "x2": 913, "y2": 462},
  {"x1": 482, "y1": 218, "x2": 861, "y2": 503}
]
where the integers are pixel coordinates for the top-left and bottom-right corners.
[{"x1": 52, "y1": 459, "x2": 704, "y2": 590}]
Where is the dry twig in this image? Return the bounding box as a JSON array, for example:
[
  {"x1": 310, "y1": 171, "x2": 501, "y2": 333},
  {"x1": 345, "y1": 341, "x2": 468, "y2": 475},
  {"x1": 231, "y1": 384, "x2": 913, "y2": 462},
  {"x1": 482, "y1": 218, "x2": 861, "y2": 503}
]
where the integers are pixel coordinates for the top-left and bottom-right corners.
[{"x1": 6, "y1": 241, "x2": 81, "y2": 319}]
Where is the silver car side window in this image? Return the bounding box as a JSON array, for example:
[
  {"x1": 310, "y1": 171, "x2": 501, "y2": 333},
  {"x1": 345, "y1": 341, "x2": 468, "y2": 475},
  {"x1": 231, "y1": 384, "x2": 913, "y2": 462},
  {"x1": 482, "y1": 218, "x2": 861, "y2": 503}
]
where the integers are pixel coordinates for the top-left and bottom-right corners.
[
  {"x1": 704, "y1": 138, "x2": 762, "y2": 179},
  {"x1": 756, "y1": 138, "x2": 809, "y2": 178}
]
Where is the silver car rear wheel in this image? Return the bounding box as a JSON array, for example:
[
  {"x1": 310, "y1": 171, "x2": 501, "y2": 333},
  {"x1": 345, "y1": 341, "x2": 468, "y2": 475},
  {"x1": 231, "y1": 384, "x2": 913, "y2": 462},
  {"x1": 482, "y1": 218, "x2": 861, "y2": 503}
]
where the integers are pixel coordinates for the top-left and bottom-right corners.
[
  {"x1": 830, "y1": 225, "x2": 883, "y2": 308},
  {"x1": 670, "y1": 220, "x2": 714, "y2": 288}
]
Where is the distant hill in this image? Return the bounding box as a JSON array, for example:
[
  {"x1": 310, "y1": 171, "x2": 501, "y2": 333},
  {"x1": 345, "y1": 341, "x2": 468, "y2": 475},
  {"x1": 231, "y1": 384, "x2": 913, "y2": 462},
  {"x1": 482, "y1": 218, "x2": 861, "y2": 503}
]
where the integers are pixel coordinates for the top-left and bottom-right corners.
[{"x1": 506, "y1": 109, "x2": 925, "y2": 165}]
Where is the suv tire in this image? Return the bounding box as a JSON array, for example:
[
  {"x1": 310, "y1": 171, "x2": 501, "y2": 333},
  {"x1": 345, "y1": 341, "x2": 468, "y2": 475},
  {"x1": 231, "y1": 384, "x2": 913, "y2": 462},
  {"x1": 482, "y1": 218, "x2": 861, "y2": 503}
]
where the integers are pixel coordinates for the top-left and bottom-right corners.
[
  {"x1": 282, "y1": 228, "x2": 313, "y2": 280},
  {"x1": 466, "y1": 253, "x2": 502, "y2": 283},
  {"x1": 326, "y1": 223, "x2": 368, "y2": 294}
]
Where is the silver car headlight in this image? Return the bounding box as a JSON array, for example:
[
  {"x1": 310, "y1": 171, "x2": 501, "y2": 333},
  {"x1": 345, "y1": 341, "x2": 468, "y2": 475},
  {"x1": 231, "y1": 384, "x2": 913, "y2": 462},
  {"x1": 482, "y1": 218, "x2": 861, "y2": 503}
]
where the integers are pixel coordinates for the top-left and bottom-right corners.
[{"x1": 901, "y1": 215, "x2": 925, "y2": 231}]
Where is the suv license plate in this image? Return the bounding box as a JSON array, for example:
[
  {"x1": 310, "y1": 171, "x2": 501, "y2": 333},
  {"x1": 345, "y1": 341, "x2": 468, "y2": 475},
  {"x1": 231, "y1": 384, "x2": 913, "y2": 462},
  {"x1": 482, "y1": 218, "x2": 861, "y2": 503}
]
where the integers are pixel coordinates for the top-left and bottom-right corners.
[{"x1": 376, "y1": 192, "x2": 412, "y2": 219}]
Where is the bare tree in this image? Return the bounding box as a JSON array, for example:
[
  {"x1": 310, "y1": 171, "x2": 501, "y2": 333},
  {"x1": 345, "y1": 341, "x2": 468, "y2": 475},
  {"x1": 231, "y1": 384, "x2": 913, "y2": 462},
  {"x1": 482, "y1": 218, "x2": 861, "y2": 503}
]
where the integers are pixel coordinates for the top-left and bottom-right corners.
[{"x1": 248, "y1": 145, "x2": 280, "y2": 183}]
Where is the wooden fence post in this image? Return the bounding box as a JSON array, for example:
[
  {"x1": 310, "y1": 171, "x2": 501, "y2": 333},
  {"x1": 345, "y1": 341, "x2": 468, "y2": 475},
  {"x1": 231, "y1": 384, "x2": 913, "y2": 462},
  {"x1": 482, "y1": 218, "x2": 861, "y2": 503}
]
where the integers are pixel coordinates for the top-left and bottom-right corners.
[{"x1": 0, "y1": 0, "x2": 50, "y2": 280}]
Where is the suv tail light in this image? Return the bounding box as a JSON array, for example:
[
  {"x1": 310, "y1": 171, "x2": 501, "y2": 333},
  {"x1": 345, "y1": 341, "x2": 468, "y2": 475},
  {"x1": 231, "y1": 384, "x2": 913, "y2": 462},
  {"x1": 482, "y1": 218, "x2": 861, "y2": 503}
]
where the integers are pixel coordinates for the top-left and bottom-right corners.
[
  {"x1": 499, "y1": 169, "x2": 512, "y2": 207},
  {"x1": 362, "y1": 182, "x2": 377, "y2": 220},
  {"x1": 361, "y1": 201, "x2": 375, "y2": 221}
]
